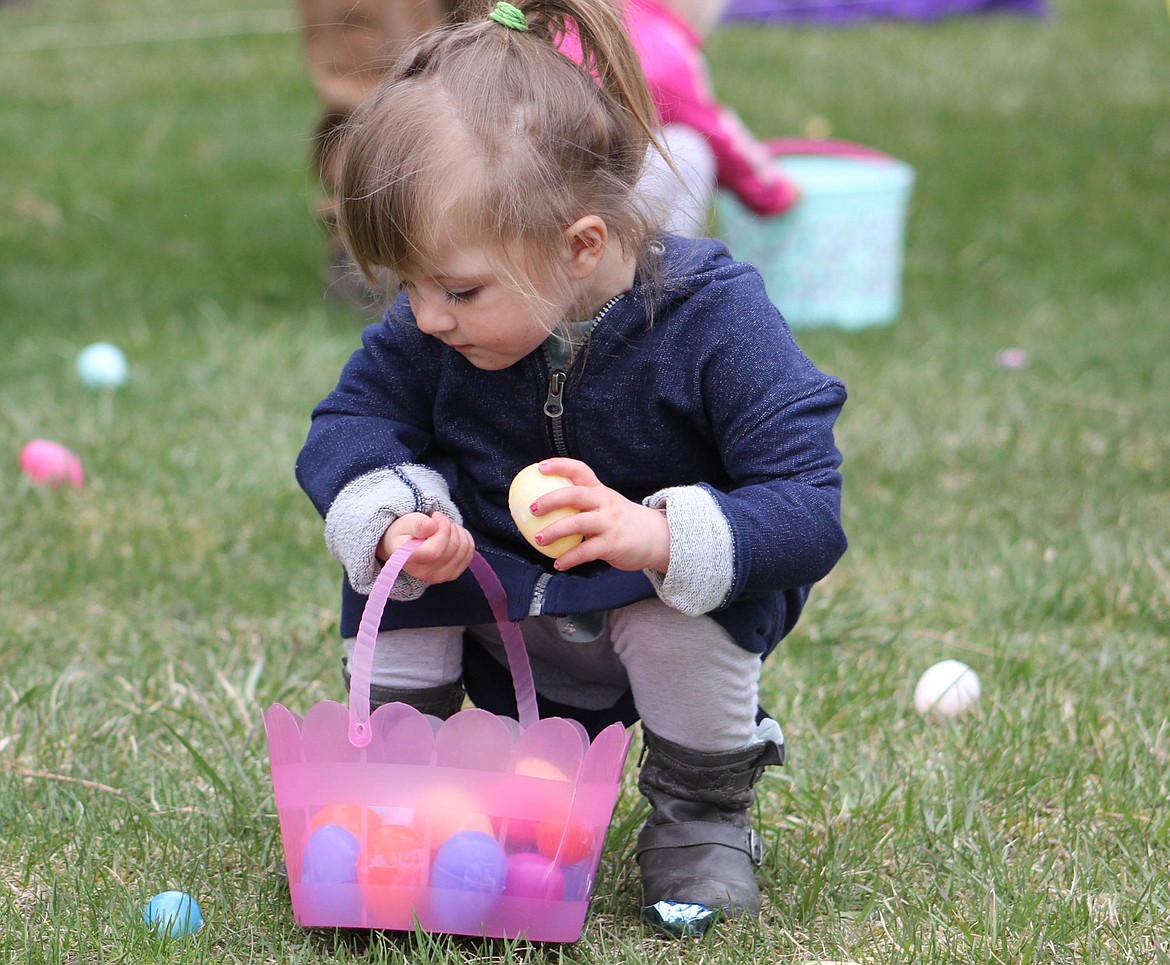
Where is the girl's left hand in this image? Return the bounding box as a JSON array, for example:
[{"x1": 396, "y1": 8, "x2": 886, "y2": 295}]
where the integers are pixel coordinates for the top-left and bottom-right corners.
[
  {"x1": 526, "y1": 458, "x2": 671, "y2": 574},
  {"x1": 379, "y1": 511, "x2": 475, "y2": 585}
]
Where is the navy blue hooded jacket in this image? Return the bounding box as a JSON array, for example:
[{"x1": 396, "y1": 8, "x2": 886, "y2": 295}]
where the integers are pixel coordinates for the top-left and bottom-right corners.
[{"x1": 296, "y1": 235, "x2": 847, "y2": 658}]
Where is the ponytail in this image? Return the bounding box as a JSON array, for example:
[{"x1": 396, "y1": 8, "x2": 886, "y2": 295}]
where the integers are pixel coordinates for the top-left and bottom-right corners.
[{"x1": 339, "y1": 0, "x2": 665, "y2": 288}]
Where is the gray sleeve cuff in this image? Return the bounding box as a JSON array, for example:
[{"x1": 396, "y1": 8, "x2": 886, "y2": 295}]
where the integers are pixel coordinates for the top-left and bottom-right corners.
[
  {"x1": 642, "y1": 485, "x2": 734, "y2": 615},
  {"x1": 323, "y1": 465, "x2": 462, "y2": 597}
]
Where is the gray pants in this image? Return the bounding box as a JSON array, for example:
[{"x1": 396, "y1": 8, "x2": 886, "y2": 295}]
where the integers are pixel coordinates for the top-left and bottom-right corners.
[{"x1": 344, "y1": 597, "x2": 763, "y2": 752}]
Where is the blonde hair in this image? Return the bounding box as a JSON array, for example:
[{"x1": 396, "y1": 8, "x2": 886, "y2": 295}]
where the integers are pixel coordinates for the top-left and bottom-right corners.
[{"x1": 338, "y1": 0, "x2": 664, "y2": 293}]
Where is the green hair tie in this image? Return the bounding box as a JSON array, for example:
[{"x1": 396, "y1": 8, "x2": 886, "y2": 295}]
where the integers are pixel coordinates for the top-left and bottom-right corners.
[{"x1": 489, "y1": 1, "x2": 528, "y2": 30}]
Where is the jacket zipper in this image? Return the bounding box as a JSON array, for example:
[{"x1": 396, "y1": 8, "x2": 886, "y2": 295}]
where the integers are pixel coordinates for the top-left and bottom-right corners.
[
  {"x1": 539, "y1": 294, "x2": 621, "y2": 458},
  {"x1": 531, "y1": 295, "x2": 621, "y2": 616},
  {"x1": 543, "y1": 364, "x2": 569, "y2": 456},
  {"x1": 533, "y1": 358, "x2": 567, "y2": 616},
  {"x1": 529, "y1": 572, "x2": 553, "y2": 616}
]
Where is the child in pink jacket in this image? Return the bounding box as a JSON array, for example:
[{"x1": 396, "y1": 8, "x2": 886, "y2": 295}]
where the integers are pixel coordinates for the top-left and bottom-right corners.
[
  {"x1": 614, "y1": 0, "x2": 801, "y2": 234},
  {"x1": 634, "y1": 0, "x2": 799, "y2": 214}
]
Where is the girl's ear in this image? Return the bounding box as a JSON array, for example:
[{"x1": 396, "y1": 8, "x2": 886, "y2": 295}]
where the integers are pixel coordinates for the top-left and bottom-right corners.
[{"x1": 564, "y1": 216, "x2": 608, "y2": 279}]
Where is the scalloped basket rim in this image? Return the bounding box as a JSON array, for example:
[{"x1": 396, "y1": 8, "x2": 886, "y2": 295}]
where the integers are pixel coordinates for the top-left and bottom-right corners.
[{"x1": 263, "y1": 699, "x2": 632, "y2": 781}]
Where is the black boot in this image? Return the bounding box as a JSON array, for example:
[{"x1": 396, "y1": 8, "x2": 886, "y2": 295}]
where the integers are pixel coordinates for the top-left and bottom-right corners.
[
  {"x1": 341, "y1": 660, "x2": 466, "y2": 719},
  {"x1": 635, "y1": 722, "x2": 785, "y2": 937}
]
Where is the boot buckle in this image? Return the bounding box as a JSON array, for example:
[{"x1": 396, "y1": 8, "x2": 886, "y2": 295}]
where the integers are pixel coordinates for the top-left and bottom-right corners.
[{"x1": 748, "y1": 829, "x2": 764, "y2": 866}]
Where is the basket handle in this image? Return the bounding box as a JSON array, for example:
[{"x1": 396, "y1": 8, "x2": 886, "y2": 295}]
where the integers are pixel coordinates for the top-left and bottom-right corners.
[
  {"x1": 348, "y1": 538, "x2": 540, "y2": 746},
  {"x1": 766, "y1": 137, "x2": 893, "y2": 161}
]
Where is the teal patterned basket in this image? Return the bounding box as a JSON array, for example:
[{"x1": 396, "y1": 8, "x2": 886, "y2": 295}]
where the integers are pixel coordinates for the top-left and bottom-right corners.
[{"x1": 717, "y1": 140, "x2": 916, "y2": 330}]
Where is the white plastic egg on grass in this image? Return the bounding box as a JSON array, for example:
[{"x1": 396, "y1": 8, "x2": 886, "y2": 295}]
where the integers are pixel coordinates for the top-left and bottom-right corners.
[
  {"x1": 76, "y1": 341, "x2": 128, "y2": 388},
  {"x1": 914, "y1": 659, "x2": 981, "y2": 719}
]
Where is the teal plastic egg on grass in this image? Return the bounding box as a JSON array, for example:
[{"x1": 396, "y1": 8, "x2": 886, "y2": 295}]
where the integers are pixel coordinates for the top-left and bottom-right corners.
[
  {"x1": 144, "y1": 890, "x2": 203, "y2": 938},
  {"x1": 76, "y1": 341, "x2": 128, "y2": 388}
]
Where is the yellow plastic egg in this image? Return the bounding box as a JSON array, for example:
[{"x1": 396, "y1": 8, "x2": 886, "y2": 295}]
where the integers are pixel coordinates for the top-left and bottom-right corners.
[{"x1": 508, "y1": 464, "x2": 583, "y2": 559}]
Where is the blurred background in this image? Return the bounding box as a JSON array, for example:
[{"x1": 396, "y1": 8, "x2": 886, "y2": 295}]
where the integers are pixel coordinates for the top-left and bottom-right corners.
[{"x1": 2, "y1": 1, "x2": 1168, "y2": 961}]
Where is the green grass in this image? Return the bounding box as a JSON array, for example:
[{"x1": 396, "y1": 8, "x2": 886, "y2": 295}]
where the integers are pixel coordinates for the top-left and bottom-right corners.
[{"x1": 2, "y1": 0, "x2": 1168, "y2": 961}]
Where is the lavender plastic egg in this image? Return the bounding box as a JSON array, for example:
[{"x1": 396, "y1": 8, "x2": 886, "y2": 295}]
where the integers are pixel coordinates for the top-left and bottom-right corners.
[
  {"x1": 302, "y1": 824, "x2": 360, "y2": 884},
  {"x1": 428, "y1": 831, "x2": 506, "y2": 931}
]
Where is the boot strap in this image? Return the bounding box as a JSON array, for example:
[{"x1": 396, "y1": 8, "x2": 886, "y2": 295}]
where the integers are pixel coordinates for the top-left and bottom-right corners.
[
  {"x1": 341, "y1": 660, "x2": 465, "y2": 718},
  {"x1": 636, "y1": 821, "x2": 764, "y2": 867}
]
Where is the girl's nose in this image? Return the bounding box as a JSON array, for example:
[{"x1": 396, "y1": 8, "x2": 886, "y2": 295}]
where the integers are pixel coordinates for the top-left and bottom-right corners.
[{"x1": 412, "y1": 295, "x2": 456, "y2": 336}]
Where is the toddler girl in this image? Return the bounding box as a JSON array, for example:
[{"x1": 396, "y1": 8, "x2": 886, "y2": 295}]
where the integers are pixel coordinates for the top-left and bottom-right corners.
[{"x1": 295, "y1": 0, "x2": 847, "y2": 937}]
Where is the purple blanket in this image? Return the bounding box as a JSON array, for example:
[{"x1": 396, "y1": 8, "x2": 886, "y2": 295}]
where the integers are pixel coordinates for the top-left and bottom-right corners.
[{"x1": 723, "y1": 0, "x2": 1048, "y2": 24}]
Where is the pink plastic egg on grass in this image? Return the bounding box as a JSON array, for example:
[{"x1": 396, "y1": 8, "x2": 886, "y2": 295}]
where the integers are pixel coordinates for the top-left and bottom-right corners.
[{"x1": 19, "y1": 439, "x2": 84, "y2": 488}]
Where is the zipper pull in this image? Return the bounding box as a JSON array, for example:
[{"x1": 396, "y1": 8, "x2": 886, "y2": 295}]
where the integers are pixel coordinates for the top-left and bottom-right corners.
[{"x1": 544, "y1": 369, "x2": 566, "y2": 418}]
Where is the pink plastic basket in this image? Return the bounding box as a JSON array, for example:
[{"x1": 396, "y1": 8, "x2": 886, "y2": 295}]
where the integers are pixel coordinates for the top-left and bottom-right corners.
[{"x1": 263, "y1": 540, "x2": 633, "y2": 941}]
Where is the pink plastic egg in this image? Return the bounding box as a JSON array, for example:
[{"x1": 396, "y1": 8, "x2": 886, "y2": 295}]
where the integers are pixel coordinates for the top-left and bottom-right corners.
[
  {"x1": 504, "y1": 852, "x2": 566, "y2": 900},
  {"x1": 19, "y1": 439, "x2": 84, "y2": 488}
]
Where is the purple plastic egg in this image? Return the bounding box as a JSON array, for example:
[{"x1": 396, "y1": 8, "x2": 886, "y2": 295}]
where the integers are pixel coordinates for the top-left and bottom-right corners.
[
  {"x1": 302, "y1": 824, "x2": 360, "y2": 884},
  {"x1": 560, "y1": 859, "x2": 593, "y2": 901},
  {"x1": 428, "y1": 831, "x2": 506, "y2": 931}
]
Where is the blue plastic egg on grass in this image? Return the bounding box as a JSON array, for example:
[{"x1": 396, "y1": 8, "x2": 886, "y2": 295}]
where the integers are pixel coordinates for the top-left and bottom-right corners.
[
  {"x1": 144, "y1": 890, "x2": 203, "y2": 938},
  {"x1": 76, "y1": 341, "x2": 128, "y2": 389},
  {"x1": 302, "y1": 824, "x2": 361, "y2": 884},
  {"x1": 429, "y1": 831, "x2": 507, "y2": 931}
]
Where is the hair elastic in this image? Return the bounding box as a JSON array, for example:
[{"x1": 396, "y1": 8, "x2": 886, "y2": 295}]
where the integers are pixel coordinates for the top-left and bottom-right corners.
[{"x1": 489, "y1": 0, "x2": 529, "y2": 30}]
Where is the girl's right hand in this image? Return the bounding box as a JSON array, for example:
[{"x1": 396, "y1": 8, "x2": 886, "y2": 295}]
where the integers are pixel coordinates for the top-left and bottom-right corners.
[{"x1": 379, "y1": 511, "x2": 475, "y2": 585}]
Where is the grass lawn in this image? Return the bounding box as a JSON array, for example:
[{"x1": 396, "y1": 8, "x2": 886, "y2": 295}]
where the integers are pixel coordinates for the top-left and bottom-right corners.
[{"x1": 2, "y1": 0, "x2": 1168, "y2": 961}]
